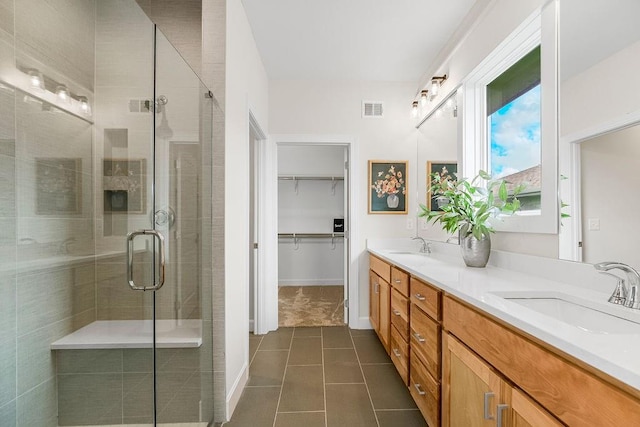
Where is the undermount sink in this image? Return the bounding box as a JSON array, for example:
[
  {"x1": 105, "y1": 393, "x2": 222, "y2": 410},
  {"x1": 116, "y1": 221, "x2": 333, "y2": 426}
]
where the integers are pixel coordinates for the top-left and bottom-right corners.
[{"x1": 490, "y1": 291, "x2": 640, "y2": 335}]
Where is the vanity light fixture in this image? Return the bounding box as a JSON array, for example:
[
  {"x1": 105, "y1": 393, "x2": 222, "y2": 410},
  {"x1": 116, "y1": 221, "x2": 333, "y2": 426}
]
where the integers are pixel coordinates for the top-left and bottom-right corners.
[
  {"x1": 430, "y1": 74, "x2": 447, "y2": 97},
  {"x1": 56, "y1": 84, "x2": 71, "y2": 104},
  {"x1": 411, "y1": 101, "x2": 419, "y2": 118},
  {"x1": 27, "y1": 69, "x2": 45, "y2": 92},
  {"x1": 420, "y1": 90, "x2": 429, "y2": 106},
  {"x1": 78, "y1": 96, "x2": 91, "y2": 116}
]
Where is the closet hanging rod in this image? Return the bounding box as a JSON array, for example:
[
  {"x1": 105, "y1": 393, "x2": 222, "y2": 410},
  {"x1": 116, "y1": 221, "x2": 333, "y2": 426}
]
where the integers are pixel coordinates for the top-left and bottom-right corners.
[
  {"x1": 277, "y1": 233, "x2": 345, "y2": 239},
  {"x1": 278, "y1": 176, "x2": 344, "y2": 181}
]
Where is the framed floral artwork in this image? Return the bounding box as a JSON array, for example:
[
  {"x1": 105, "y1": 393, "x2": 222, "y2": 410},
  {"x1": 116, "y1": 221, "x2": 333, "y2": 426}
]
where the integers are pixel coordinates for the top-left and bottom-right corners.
[
  {"x1": 368, "y1": 160, "x2": 408, "y2": 214},
  {"x1": 427, "y1": 161, "x2": 457, "y2": 211},
  {"x1": 36, "y1": 158, "x2": 82, "y2": 215}
]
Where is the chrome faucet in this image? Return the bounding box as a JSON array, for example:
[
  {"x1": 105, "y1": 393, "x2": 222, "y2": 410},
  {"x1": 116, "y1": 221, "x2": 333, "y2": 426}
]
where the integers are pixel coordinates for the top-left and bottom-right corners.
[
  {"x1": 594, "y1": 261, "x2": 640, "y2": 309},
  {"x1": 412, "y1": 236, "x2": 431, "y2": 254}
]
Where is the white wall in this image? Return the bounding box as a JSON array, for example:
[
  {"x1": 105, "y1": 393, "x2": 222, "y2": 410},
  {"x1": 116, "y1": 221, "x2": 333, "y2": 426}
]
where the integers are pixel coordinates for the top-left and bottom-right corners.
[
  {"x1": 224, "y1": 0, "x2": 269, "y2": 417},
  {"x1": 269, "y1": 80, "x2": 417, "y2": 323},
  {"x1": 580, "y1": 125, "x2": 640, "y2": 268}
]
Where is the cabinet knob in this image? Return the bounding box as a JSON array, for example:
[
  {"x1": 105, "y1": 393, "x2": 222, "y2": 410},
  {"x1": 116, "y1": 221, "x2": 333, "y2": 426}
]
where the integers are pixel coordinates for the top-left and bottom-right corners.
[
  {"x1": 414, "y1": 293, "x2": 426, "y2": 301},
  {"x1": 413, "y1": 332, "x2": 426, "y2": 343},
  {"x1": 413, "y1": 383, "x2": 426, "y2": 396},
  {"x1": 392, "y1": 348, "x2": 401, "y2": 358},
  {"x1": 392, "y1": 309, "x2": 401, "y2": 316},
  {"x1": 394, "y1": 279, "x2": 401, "y2": 284}
]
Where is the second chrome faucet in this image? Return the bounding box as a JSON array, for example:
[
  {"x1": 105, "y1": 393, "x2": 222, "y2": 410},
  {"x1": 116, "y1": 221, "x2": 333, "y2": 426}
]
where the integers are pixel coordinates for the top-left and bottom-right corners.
[{"x1": 594, "y1": 261, "x2": 640, "y2": 310}]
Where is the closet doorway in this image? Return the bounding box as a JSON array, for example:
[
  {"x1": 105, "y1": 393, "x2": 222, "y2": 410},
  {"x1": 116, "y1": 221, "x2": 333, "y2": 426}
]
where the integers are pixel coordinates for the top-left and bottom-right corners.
[{"x1": 277, "y1": 144, "x2": 349, "y2": 327}]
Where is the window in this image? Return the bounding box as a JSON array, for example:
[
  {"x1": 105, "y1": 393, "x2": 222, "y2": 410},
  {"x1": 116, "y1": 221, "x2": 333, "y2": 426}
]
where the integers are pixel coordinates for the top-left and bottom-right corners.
[
  {"x1": 462, "y1": 6, "x2": 558, "y2": 234},
  {"x1": 487, "y1": 46, "x2": 541, "y2": 211}
]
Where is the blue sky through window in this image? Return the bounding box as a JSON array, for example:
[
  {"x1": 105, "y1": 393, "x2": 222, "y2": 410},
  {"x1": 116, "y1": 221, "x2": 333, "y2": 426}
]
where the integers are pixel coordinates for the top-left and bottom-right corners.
[{"x1": 489, "y1": 84, "x2": 541, "y2": 178}]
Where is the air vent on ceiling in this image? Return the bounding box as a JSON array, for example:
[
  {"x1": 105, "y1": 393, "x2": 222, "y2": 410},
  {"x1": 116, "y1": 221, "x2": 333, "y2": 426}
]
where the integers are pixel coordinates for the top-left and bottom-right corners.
[{"x1": 362, "y1": 101, "x2": 383, "y2": 118}]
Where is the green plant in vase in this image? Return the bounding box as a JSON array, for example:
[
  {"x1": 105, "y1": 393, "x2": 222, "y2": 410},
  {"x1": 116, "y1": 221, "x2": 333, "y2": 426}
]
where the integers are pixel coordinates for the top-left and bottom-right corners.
[{"x1": 419, "y1": 170, "x2": 524, "y2": 267}]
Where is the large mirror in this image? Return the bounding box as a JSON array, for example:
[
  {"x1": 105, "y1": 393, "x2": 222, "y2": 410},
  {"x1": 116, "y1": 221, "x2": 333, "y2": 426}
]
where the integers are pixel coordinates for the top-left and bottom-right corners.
[
  {"x1": 416, "y1": 90, "x2": 461, "y2": 242},
  {"x1": 559, "y1": 0, "x2": 640, "y2": 267}
]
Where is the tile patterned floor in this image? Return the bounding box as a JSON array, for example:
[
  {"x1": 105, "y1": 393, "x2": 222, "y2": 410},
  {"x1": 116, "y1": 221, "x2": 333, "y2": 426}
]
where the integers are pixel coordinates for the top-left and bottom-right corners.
[{"x1": 223, "y1": 327, "x2": 427, "y2": 427}]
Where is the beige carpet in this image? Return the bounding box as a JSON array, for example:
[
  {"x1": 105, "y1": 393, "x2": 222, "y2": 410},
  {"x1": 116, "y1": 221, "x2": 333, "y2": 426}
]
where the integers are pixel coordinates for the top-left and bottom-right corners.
[{"x1": 278, "y1": 285, "x2": 345, "y2": 327}]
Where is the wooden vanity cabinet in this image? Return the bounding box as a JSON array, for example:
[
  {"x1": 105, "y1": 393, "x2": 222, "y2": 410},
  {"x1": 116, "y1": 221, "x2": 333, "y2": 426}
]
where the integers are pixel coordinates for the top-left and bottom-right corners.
[
  {"x1": 369, "y1": 255, "x2": 391, "y2": 353},
  {"x1": 443, "y1": 295, "x2": 640, "y2": 427},
  {"x1": 443, "y1": 333, "x2": 562, "y2": 427},
  {"x1": 408, "y1": 276, "x2": 442, "y2": 426}
]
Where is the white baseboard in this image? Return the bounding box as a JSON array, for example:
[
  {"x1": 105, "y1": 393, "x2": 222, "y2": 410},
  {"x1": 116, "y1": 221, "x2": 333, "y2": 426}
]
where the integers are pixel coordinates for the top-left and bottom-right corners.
[
  {"x1": 278, "y1": 280, "x2": 343, "y2": 286},
  {"x1": 249, "y1": 319, "x2": 254, "y2": 332},
  {"x1": 225, "y1": 362, "x2": 249, "y2": 421},
  {"x1": 350, "y1": 316, "x2": 373, "y2": 330}
]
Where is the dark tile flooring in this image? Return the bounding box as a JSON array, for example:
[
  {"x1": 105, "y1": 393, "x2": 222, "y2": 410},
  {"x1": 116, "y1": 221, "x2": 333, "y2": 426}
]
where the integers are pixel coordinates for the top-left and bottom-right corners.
[{"x1": 223, "y1": 327, "x2": 427, "y2": 427}]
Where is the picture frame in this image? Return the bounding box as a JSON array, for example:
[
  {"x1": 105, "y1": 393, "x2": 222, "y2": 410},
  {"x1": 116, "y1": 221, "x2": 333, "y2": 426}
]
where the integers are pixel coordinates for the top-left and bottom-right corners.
[
  {"x1": 103, "y1": 158, "x2": 146, "y2": 214},
  {"x1": 368, "y1": 160, "x2": 408, "y2": 214},
  {"x1": 427, "y1": 161, "x2": 457, "y2": 211},
  {"x1": 36, "y1": 158, "x2": 82, "y2": 215}
]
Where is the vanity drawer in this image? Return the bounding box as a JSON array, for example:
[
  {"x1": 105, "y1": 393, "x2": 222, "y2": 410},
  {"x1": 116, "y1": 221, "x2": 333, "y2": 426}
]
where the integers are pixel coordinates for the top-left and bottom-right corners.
[
  {"x1": 410, "y1": 304, "x2": 441, "y2": 380},
  {"x1": 369, "y1": 254, "x2": 391, "y2": 283},
  {"x1": 391, "y1": 266, "x2": 409, "y2": 297},
  {"x1": 410, "y1": 277, "x2": 441, "y2": 321},
  {"x1": 390, "y1": 325, "x2": 409, "y2": 385},
  {"x1": 391, "y1": 288, "x2": 410, "y2": 340},
  {"x1": 410, "y1": 348, "x2": 440, "y2": 427}
]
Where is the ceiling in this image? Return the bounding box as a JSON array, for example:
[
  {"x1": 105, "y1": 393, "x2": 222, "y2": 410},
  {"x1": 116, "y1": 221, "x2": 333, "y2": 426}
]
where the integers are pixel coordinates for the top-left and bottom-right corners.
[{"x1": 241, "y1": 0, "x2": 479, "y2": 82}]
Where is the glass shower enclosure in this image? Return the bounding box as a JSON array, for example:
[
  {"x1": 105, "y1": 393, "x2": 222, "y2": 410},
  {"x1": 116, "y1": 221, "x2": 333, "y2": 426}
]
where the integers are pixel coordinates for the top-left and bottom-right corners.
[{"x1": 0, "y1": 0, "x2": 216, "y2": 425}]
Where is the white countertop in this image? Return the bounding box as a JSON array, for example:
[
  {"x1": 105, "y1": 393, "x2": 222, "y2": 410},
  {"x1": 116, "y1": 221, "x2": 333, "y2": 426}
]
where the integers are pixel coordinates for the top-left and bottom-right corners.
[
  {"x1": 368, "y1": 243, "x2": 640, "y2": 392},
  {"x1": 51, "y1": 319, "x2": 203, "y2": 350}
]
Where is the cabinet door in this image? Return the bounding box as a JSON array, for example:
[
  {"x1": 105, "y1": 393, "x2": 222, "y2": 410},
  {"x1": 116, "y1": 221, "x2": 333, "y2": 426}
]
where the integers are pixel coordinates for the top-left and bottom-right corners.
[
  {"x1": 379, "y1": 278, "x2": 391, "y2": 353},
  {"x1": 443, "y1": 333, "x2": 504, "y2": 427},
  {"x1": 369, "y1": 270, "x2": 380, "y2": 332},
  {"x1": 510, "y1": 388, "x2": 563, "y2": 427}
]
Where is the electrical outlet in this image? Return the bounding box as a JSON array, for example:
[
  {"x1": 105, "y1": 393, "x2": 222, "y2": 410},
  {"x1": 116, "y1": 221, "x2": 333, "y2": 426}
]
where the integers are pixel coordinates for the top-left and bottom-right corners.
[
  {"x1": 406, "y1": 218, "x2": 414, "y2": 230},
  {"x1": 420, "y1": 218, "x2": 428, "y2": 230},
  {"x1": 588, "y1": 218, "x2": 600, "y2": 231}
]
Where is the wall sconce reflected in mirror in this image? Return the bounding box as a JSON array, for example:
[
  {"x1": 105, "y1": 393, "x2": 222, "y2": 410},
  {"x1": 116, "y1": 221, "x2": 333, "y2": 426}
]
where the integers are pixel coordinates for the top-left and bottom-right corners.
[
  {"x1": 56, "y1": 84, "x2": 71, "y2": 104},
  {"x1": 420, "y1": 90, "x2": 429, "y2": 107},
  {"x1": 78, "y1": 96, "x2": 91, "y2": 116},
  {"x1": 27, "y1": 69, "x2": 45, "y2": 92},
  {"x1": 411, "y1": 101, "x2": 419, "y2": 118},
  {"x1": 430, "y1": 75, "x2": 447, "y2": 97}
]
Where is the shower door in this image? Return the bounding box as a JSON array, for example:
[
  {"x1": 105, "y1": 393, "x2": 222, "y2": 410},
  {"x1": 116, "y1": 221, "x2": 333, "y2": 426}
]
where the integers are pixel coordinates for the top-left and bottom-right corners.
[{"x1": 121, "y1": 15, "x2": 214, "y2": 426}]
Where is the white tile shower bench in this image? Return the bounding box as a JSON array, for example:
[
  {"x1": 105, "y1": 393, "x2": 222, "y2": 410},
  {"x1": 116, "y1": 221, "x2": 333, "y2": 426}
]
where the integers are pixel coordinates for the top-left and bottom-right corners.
[{"x1": 51, "y1": 319, "x2": 203, "y2": 349}]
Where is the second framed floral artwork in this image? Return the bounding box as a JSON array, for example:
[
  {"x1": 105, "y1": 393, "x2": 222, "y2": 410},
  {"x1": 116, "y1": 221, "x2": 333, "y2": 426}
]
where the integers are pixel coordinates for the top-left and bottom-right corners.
[{"x1": 369, "y1": 160, "x2": 408, "y2": 214}]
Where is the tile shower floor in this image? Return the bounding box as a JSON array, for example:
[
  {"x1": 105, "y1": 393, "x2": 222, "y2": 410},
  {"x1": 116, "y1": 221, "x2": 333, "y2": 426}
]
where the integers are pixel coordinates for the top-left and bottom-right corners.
[{"x1": 223, "y1": 327, "x2": 427, "y2": 427}]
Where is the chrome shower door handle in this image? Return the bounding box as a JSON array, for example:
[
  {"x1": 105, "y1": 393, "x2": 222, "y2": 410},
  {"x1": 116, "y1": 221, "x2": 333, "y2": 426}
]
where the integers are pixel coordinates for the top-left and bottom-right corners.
[{"x1": 127, "y1": 229, "x2": 166, "y2": 291}]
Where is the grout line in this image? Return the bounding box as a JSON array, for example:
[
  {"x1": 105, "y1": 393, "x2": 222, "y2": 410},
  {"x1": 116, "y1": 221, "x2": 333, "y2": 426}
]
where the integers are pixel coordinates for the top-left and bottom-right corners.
[
  {"x1": 286, "y1": 363, "x2": 323, "y2": 367},
  {"x1": 324, "y1": 381, "x2": 366, "y2": 385},
  {"x1": 272, "y1": 328, "x2": 294, "y2": 427},
  {"x1": 375, "y1": 408, "x2": 422, "y2": 412},
  {"x1": 276, "y1": 410, "x2": 326, "y2": 414},
  {"x1": 249, "y1": 336, "x2": 264, "y2": 366},
  {"x1": 349, "y1": 328, "x2": 381, "y2": 427}
]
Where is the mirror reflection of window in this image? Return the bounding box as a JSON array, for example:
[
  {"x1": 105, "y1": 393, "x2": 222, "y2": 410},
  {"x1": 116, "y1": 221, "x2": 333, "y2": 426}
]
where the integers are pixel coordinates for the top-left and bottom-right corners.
[{"x1": 486, "y1": 46, "x2": 541, "y2": 212}]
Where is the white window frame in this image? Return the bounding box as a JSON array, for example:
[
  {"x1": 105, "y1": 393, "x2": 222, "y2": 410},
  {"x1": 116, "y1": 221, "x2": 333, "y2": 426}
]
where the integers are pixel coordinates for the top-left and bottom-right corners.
[{"x1": 461, "y1": 3, "x2": 558, "y2": 234}]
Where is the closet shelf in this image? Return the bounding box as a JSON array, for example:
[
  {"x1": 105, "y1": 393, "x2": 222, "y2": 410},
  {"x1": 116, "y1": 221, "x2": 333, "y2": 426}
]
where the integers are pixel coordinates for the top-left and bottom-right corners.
[
  {"x1": 278, "y1": 232, "x2": 344, "y2": 239},
  {"x1": 278, "y1": 176, "x2": 344, "y2": 181}
]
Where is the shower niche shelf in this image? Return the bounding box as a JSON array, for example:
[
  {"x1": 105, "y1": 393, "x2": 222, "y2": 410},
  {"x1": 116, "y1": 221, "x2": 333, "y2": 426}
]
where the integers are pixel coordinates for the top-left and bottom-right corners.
[{"x1": 51, "y1": 319, "x2": 202, "y2": 350}]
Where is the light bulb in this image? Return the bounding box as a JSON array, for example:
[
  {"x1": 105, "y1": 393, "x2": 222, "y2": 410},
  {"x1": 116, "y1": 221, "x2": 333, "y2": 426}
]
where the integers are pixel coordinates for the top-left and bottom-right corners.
[
  {"x1": 430, "y1": 79, "x2": 440, "y2": 97},
  {"x1": 78, "y1": 96, "x2": 91, "y2": 116},
  {"x1": 411, "y1": 101, "x2": 419, "y2": 118},
  {"x1": 56, "y1": 85, "x2": 71, "y2": 103},
  {"x1": 27, "y1": 69, "x2": 45, "y2": 92},
  {"x1": 420, "y1": 90, "x2": 429, "y2": 107}
]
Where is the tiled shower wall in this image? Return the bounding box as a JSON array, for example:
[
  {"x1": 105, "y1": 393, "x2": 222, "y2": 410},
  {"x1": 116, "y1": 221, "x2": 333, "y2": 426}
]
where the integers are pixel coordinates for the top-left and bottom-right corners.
[
  {"x1": 0, "y1": 0, "x2": 220, "y2": 425},
  {"x1": 0, "y1": 0, "x2": 97, "y2": 425}
]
